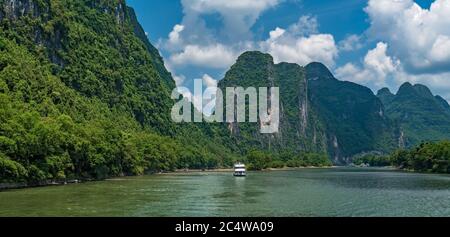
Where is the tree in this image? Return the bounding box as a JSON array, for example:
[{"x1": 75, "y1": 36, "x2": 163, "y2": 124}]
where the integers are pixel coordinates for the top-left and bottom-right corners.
[{"x1": 246, "y1": 150, "x2": 271, "y2": 170}]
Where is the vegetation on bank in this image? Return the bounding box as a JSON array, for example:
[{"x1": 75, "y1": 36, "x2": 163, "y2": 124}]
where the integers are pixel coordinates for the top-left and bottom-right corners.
[
  {"x1": 245, "y1": 150, "x2": 332, "y2": 170},
  {"x1": 353, "y1": 141, "x2": 450, "y2": 173},
  {"x1": 390, "y1": 141, "x2": 450, "y2": 173},
  {"x1": 353, "y1": 154, "x2": 391, "y2": 167}
]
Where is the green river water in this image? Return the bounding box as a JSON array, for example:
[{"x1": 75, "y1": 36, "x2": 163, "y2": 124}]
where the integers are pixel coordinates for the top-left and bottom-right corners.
[{"x1": 0, "y1": 168, "x2": 449, "y2": 217}]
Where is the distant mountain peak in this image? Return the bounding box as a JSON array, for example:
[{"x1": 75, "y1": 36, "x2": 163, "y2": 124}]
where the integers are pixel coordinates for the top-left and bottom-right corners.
[
  {"x1": 236, "y1": 51, "x2": 273, "y2": 64},
  {"x1": 396, "y1": 82, "x2": 416, "y2": 96},
  {"x1": 382, "y1": 82, "x2": 450, "y2": 146},
  {"x1": 412, "y1": 84, "x2": 434, "y2": 97},
  {"x1": 377, "y1": 87, "x2": 393, "y2": 96},
  {"x1": 305, "y1": 62, "x2": 334, "y2": 80},
  {"x1": 377, "y1": 87, "x2": 395, "y2": 105},
  {"x1": 396, "y1": 82, "x2": 435, "y2": 99},
  {"x1": 399, "y1": 81, "x2": 413, "y2": 88}
]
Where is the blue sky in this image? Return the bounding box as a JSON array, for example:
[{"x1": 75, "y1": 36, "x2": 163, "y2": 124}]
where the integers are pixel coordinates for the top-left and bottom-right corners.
[{"x1": 127, "y1": 0, "x2": 450, "y2": 102}]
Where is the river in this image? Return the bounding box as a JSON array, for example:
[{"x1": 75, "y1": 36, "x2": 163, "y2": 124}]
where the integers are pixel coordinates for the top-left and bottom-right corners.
[{"x1": 0, "y1": 168, "x2": 449, "y2": 217}]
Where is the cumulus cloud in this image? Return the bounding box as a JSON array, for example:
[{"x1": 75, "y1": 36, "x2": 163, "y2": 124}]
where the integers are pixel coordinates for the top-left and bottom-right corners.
[
  {"x1": 262, "y1": 27, "x2": 338, "y2": 67},
  {"x1": 335, "y1": 42, "x2": 399, "y2": 87},
  {"x1": 364, "y1": 42, "x2": 399, "y2": 80},
  {"x1": 336, "y1": 41, "x2": 450, "y2": 102},
  {"x1": 162, "y1": 9, "x2": 340, "y2": 87},
  {"x1": 342, "y1": 0, "x2": 450, "y2": 101},
  {"x1": 258, "y1": 15, "x2": 338, "y2": 67},
  {"x1": 365, "y1": 0, "x2": 450, "y2": 74},
  {"x1": 339, "y1": 34, "x2": 363, "y2": 51},
  {"x1": 170, "y1": 44, "x2": 238, "y2": 69},
  {"x1": 287, "y1": 15, "x2": 319, "y2": 36},
  {"x1": 157, "y1": 0, "x2": 285, "y2": 89},
  {"x1": 181, "y1": 0, "x2": 281, "y2": 43},
  {"x1": 201, "y1": 74, "x2": 218, "y2": 88},
  {"x1": 166, "y1": 24, "x2": 185, "y2": 50},
  {"x1": 172, "y1": 74, "x2": 186, "y2": 87}
]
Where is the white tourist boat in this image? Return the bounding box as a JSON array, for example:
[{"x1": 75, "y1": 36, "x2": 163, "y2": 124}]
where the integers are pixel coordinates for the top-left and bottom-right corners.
[{"x1": 233, "y1": 162, "x2": 246, "y2": 177}]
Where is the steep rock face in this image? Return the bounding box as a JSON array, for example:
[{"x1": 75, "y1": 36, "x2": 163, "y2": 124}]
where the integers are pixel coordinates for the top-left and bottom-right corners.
[
  {"x1": 379, "y1": 82, "x2": 450, "y2": 146},
  {"x1": 306, "y1": 62, "x2": 397, "y2": 164},
  {"x1": 0, "y1": 0, "x2": 40, "y2": 20},
  {"x1": 218, "y1": 52, "x2": 328, "y2": 155}
]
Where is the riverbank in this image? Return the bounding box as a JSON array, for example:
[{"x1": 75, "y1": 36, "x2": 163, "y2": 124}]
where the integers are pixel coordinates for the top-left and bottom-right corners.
[{"x1": 0, "y1": 179, "x2": 84, "y2": 191}]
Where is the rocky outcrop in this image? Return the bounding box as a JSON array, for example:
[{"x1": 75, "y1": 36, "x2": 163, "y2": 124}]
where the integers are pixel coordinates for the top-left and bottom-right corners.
[
  {"x1": 0, "y1": 0, "x2": 40, "y2": 20},
  {"x1": 218, "y1": 51, "x2": 328, "y2": 155}
]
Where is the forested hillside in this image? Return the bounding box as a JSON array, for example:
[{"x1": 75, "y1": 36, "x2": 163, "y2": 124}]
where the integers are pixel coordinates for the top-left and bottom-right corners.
[
  {"x1": 377, "y1": 83, "x2": 450, "y2": 147},
  {"x1": 0, "y1": 0, "x2": 235, "y2": 184}
]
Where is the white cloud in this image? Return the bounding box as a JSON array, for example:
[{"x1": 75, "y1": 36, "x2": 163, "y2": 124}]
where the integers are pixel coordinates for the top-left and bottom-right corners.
[
  {"x1": 339, "y1": 34, "x2": 363, "y2": 51},
  {"x1": 173, "y1": 74, "x2": 186, "y2": 87},
  {"x1": 364, "y1": 42, "x2": 398, "y2": 79},
  {"x1": 365, "y1": 0, "x2": 450, "y2": 74},
  {"x1": 263, "y1": 30, "x2": 338, "y2": 67},
  {"x1": 287, "y1": 15, "x2": 319, "y2": 36},
  {"x1": 181, "y1": 0, "x2": 282, "y2": 43},
  {"x1": 258, "y1": 15, "x2": 339, "y2": 67},
  {"x1": 429, "y1": 35, "x2": 450, "y2": 62},
  {"x1": 201, "y1": 74, "x2": 218, "y2": 88},
  {"x1": 336, "y1": 41, "x2": 450, "y2": 101},
  {"x1": 269, "y1": 27, "x2": 286, "y2": 40},
  {"x1": 335, "y1": 42, "x2": 399, "y2": 87},
  {"x1": 166, "y1": 24, "x2": 185, "y2": 50},
  {"x1": 158, "y1": 0, "x2": 285, "y2": 89},
  {"x1": 170, "y1": 44, "x2": 237, "y2": 69}
]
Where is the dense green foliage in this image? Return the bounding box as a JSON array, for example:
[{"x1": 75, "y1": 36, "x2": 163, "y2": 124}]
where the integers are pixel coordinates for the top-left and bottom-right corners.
[
  {"x1": 245, "y1": 150, "x2": 332, "y2": 170},
  {"x1": 377, "y1": 83, "x2": 450, "y2": 147},
  {"x1": 351, "y1": 141, "x2": 450, "y2": 174},
  {"x1": 353, "y1": 155, "x2": 391, "y2": 167},
  {"x1": 390, "y1": 141, "x2": 450, "y2": 173},
  {"x1": 0, "y1": 33, "x2": 227, "y2": 183},
  {"x1": 0, "y1": 0, "x2": 236, "y2": 184}
]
